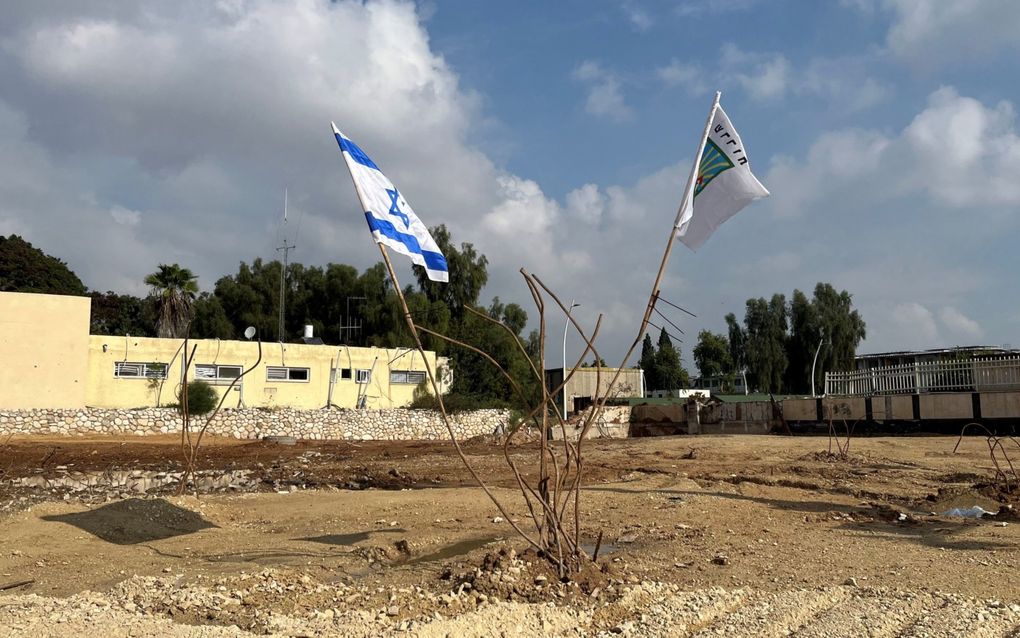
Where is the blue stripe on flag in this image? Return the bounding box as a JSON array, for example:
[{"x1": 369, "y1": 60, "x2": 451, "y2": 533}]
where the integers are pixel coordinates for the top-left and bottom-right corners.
[
  {"x1": 364, "y1": 213, "x2": 448, "y2": 273},
  {"x1": 335, "y1": 134, "x2": 380, "y2": 171}
]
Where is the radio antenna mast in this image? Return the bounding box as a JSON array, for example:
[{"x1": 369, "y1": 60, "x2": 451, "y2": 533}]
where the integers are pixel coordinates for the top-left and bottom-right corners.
[{"x1": 276, "y1": 188, "x2": 296, "y2": 343}]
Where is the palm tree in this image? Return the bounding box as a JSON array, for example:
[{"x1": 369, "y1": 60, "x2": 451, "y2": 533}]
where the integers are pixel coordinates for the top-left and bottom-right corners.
[{"x1": 145, "y1": 264, "x2": 199, "y2": 338}]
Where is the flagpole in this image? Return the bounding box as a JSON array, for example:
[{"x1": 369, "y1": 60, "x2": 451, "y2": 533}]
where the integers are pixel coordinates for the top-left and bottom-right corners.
[
  {"x1": 609, "y1": 91, "x2": 722, "y2": 379},
  {"x1": 644, "y1": 90, "x2": 721, "y2": 328},
  {"x1": 373, "y1": 242, "x2": 538, "y2": 544},
  {"x1": 331, "y1": 123, "x2": 545, "y2": 553}
]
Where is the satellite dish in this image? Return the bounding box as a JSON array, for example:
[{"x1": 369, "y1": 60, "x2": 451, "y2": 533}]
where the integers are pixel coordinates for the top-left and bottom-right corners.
[{"x1": 244, "y1": 326, "x2": 256, "y2": 340}]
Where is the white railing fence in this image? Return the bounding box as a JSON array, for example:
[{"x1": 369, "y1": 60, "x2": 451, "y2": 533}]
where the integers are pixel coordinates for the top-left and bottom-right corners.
[{"x1": 824, "y1": 355, "x2": 1020, "y2": 396}]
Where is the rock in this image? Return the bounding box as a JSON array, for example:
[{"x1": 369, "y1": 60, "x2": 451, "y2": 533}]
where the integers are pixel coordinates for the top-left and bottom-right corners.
[
  {"x1": 492, "y1": 516, "x2": 504, "y2": 523},
  {"x1": 711, "y1": 554, "x2": 729, "y2": 566},
  {"x1": 844, "y1": 577, "x2": 858, "y2": 587},
  {"x1": 386, "y1": 605, "x2": 399, "y2": 616}
]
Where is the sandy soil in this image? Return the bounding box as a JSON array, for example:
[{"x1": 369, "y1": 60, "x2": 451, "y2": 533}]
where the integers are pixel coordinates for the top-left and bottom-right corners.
[{"x1": 1, "y1": 433, "x2": 1018, "y2": 636}]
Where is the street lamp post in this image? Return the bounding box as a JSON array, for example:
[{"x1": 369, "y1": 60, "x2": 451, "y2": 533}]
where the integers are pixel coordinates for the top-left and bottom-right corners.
[
  {"x1": 811, "y1": 338, "x2": 826, "y2": 397},
  {"x1": 562, "y1": 300, "x2": 580, "y2": 418}
]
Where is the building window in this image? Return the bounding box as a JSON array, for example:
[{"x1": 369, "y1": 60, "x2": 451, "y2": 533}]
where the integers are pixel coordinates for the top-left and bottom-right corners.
[
  {"x1": 356, "y1": 369, "x2": 372, "y2": 384},
  {"x1": 266, "y1": 366, "x2": 310, "y2": 382},
  {"x1": 390, "y1": 370, "x2": 426, "y2": 385},
  {"x1": 114, "y1": 362, "x2": 168, "y2": 379},
  {"x1": 331, "y1": 368, "x2": 353, "y2": 382},
  {"x1": 195, "y1": 364, "x2": 243, "y2": 382}
]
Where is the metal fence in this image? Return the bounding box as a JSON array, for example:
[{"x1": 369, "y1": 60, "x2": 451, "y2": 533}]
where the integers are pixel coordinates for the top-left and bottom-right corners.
[{"x1": 824, "y1": 355, "x2": 1020, "y2": 396}]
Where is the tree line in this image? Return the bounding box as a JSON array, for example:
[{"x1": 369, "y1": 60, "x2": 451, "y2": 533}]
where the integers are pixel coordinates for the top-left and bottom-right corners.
[
  {"x1": 2, "y1": 234, "x2": 864, "y2": 400},
  {"x1": 0, "y1": 232, "x2": 539, "y2": 406},
  {"x1": 692, "y1": 283, "x2": 866, "y2": 395}
]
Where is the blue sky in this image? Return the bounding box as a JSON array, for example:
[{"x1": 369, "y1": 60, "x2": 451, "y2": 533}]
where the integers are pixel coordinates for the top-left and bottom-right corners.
[{"x1": 1, "y1": 0, "x2": 1019, "y2": 369}]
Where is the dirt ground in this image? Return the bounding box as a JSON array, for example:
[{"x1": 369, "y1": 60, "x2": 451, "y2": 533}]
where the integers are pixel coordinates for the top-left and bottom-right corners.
[{"x1": 1, "y1": 433, "x2": 1018, "y2": 636}]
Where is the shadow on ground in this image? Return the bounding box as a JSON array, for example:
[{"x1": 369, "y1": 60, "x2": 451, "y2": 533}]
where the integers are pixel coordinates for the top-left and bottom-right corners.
[
  {"x1": 41, "y1": 497, "x2": 217, "y2": 545},
  {"x1": 298, "y1": 528, "x2": 406, "y2": 546}
]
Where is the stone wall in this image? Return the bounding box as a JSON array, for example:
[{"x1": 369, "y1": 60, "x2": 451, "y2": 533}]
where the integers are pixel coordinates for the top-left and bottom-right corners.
[{"x1": 0, "y1": 407, "x2": 510, "y2": 441}]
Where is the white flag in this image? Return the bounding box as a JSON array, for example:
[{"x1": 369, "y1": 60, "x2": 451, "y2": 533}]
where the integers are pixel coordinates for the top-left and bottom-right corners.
[
  {"x1": 676, "y1": 103, "x2": 768, "y2": 250},
  {"x1": 331, "y1": 123, "x2": 449, "y2": 283}
]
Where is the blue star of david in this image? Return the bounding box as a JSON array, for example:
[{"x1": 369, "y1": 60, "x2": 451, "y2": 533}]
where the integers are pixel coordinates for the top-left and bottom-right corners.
[{"x1": 386, "y1": 189, "x2": 410, "y2": 228}]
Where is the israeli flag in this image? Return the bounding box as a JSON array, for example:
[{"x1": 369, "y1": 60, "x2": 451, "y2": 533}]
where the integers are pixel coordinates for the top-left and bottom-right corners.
[{"x1": 331, "y1": 123, "x2": 449, "y2": 283}]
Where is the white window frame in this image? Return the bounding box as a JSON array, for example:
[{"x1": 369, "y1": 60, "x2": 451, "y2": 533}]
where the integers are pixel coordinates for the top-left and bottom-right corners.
[
  {"x1": 114, "y1": 362, "x2": 168, "y2": 379},
  {"x1": 390, "y1": 370, "x2": 426, "y2": 385},
  {"x1": 355, "y1": 369, "x2": 372, "y2": 384},
  {"x1": 195, "y1": 363, "x2": 243, "y2": 384},
  {"x1": 331, "y1": 368, "x2": 353, "y2": 382},
  {"x1": 266, "y1": 366, "x2": 311, "y2": 383}
]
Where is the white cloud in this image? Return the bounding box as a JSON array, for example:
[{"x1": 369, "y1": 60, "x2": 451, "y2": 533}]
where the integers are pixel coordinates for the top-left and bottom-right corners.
[
  {"x1": 766, "y1": 87, "x2": 1020, "y2": 217},
  {"x1": 939, "y1": 306, "x2": 983, "y2": 341},
  {"x1": 675, "y1": 0, "x2": 761, "y2": 17},
  {"x1": 656, "y1": 60, "x2": 706, "y2": 95},
  {"x1": 0, "y1": 0, "x2": 693, "y2": 363},
  {"x1": 900, "y1": 88, "x2": 1020, "y2": 207},
  {"x1": 572, "y1": 60, "x2": 633, "y2": 122},
  {"x1": 876, "y1": 303, "x2": 984, "y2": 351},
  {"x1": 766, "y1": 129, "x2": 890, "y2": 217},
  {"x1": 109, "y1": 206, "x2": 141, "y2": 227},
  {"x1": 0, "y1": 1, "x2": 1011, "y2": 366},
  {"x1": 875, "y1": 0, "x2": 1020, "y2": 65},
  {"x1": 0, "y1": 1, "x2": 505, "y2": 293},
  {"x1": 800, "y1": 56, "x2": 889, "y2": 112},
  {"x1": 891, "y1": 302, "x2": 938, "y2": 346},
  {"x1": 721, "y1": 44, "x2": 790, "y2": 101},
  {"x1": 565, "y1": 183, "x2": 606, "y2": 223},
  {"x1": 621, "y1": 3, "x2": 653, "y2": 31},
  {"x1": 758, "y1": 251, "x2": 801, "y2": 273},
  {"x1": 658, "y1": 44, "x2": 887, "y2": 110}
]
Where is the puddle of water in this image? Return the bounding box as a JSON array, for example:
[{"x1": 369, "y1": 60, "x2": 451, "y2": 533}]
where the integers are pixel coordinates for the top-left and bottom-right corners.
[
  {"x1": 581, "y1": 542, "x2": 619, "y2": 557},
  {"x1": 298, "y1": 529, "x2": 405, "y2": 546},
  {"x1": 204, "y1": 550, "x2": 327, "y2": 565},
  {"x1": 402, "y1": 536, "x2": 503, "y2": 565}
]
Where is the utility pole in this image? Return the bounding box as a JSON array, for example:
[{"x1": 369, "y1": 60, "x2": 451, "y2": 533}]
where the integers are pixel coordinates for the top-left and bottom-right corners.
[{"x1": 276, "y1": 189, "x2": 295, "y2": 343}]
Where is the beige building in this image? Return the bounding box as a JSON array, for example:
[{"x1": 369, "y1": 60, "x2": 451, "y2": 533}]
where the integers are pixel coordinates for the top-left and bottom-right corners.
[
  {"x1": 546, "y1": 366, "x2": 645, "y2": 415},
  {"x1": 0, "y1": 291, "x2": 446, "y2": 410},
  {"x1": 0, "y1": 291, "x2": 91, "y2": 409}
]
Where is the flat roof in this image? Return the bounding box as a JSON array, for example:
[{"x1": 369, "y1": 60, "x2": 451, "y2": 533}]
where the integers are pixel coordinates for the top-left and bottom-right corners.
[{"x1": 856, "y1": 345, "x2": 1016, "y2": 359}]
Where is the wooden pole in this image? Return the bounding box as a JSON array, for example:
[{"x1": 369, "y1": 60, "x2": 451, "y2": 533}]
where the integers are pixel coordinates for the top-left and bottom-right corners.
[
  {"x1": 597, "y1": 92, "x2": 723, "y2": 399},
  {"x1": 643, "y1": 91, "x2": 721, "y2": 336},
  {"x1": 374, "y1": 242, "x2": 544, "y2": 552}
]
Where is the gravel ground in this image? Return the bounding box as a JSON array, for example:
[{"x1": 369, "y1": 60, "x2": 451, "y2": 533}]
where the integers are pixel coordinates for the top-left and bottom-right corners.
[
  {"x1": 2, "y1": 576, "x2": 1018, "y2": 637},
  {"x1": 3, "y1": 435, "x2": 1019, "y2": 636}
]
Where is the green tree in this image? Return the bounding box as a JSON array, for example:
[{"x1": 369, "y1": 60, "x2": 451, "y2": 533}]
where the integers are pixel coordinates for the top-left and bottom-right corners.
[
  {"x1": 693, "y1": 330, "x2": 733, "y2": 377},
  {"x1": 639, "y1": 333, "x2": 658, "y2": 390},
  {"x1": 785, "y1": 289, "x2": 821, "y2": 394},
  {"x1": 414, "y1": 224, "x2": 488, "y2": 319},
  {"x1": 0, "y1": 235, "x2": 86, "y2": 295},
  {"x1": 811, "y1": 282, "x2": 866, "y2": 377},
  {"x1": 743, "y1": 294, "x2": 788, "y2": 393},
  {"x1": 144, "y1": 263, "x2": 199, "y2": 338},
  {"x1": 213, "y1": 259, "x2": 278, "y2": 341},
  {"x1": 653, "y1": 328, "x2": 689, "y2": 391},
  {"x1": 89, "y1": 292, "x2": 154, "y2": 336},
  {"x1": 725, "y1": 312, "x2": 746, "y2": 374},
  {"x1": 447, "y1": 297, "x2": 536, "y2": 406},
  {"x1": 190, "y1": 293, "x2": 234, "y2": 339}
]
